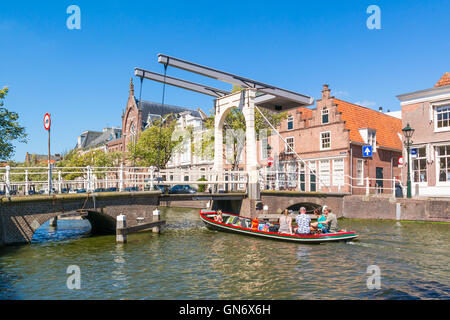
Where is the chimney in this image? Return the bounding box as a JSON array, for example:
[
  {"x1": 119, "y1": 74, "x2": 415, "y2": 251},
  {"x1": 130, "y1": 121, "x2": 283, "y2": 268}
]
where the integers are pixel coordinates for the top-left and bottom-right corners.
[{"x1": 322, "y1": 84, "x2": 331, "y2": 100}]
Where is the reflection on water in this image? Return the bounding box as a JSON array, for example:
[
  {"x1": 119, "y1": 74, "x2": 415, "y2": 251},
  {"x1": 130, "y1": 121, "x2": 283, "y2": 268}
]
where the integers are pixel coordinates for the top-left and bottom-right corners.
[{"x1": 0, "y1": 208, "x2": 449, "y2": 300}]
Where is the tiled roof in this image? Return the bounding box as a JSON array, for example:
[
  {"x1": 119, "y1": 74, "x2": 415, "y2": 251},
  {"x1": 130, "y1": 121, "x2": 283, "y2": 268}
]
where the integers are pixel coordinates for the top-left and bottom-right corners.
[
  {"x1": 333, "y1": 98, "x2": 403, "y2": 150},
  {"x1": 434, "y1": 72, "x2": 450, "y2": 88},
  {"x1": 297, "y1": 107, "x2": 312, "y2": 120}
]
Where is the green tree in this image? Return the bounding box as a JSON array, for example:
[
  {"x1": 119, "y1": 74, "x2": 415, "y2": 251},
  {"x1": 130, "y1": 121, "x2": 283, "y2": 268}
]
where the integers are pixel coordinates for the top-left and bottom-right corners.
[
  {"x1": 0, "y1": 87, "x2": 27, "y2": 160},
  {"x1": 128, "y1": 117, "x2": 183, "y2": 168}
]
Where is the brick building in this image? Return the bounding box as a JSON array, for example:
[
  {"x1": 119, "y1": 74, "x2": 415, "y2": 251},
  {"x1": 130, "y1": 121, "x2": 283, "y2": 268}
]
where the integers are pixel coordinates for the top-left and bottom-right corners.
[
  {"x1": 397, "y1": 72, "x2": 450, "y2": 197},
  {"x1": 107, "y1": 78, "x2": 204, "y2": 165},
  {"x1": 266, "y1": 84, "x2": 403, "y2": 194}
]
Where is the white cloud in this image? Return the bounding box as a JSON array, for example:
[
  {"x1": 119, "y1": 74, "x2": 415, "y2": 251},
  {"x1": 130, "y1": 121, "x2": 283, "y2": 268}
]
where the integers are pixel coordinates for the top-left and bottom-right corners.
[{"x1": 355, "y1": 100, "x2": 376, "y2": 108}]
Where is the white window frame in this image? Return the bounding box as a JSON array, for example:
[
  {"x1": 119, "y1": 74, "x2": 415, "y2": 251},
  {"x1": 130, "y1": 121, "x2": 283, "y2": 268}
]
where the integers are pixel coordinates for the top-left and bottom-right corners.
[
  {"x1": 285, "y1": 137, "x2": 295, "y2": 154},
  {"x1": 321, "y1": 108, "x2": 329, "y2": 124},
  {"x1": 260, "y1": 134, "x2": 268, "y2": 160},
  {"x1": 435, "y1": 144, "x2": 450, "y2": 186},
  {"x1": 356, "y1": 159, "x2": 364, "y2": 186},
  {"x1": 319, "y1": 160, "x2": 331, "y2": 187},
  {"x1": 412, "y1": 146, "x2": 427, "y2": 185},
  {"x1": 434, "y1": 101, "x2": 450, "y2": 133},
  {"x1": 332, "y1": 159, "x2": 345, "y2": 186},
  {"x1": 287, "y1": 116, "x2": 294, "y2": 130},
  {"x1": 320, "y1": 131, "x2": 331, "y2": 150}
]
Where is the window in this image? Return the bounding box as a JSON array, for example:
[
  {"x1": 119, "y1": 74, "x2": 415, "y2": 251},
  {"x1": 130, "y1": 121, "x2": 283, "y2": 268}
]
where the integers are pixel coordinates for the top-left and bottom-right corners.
[
  {"x1": 299, "y1": 163, "x2": 306, "y2": 191},
  {"x1": 413, "y1": 147, "x2": 427, "y2": 183},
  {"x1": 309, "y1": 161, "x2": 316, "y2": 192},
  {"x1": 368, "y1": 131, "x2": 376, "y2": 149},
  {"x1": 320, "y1": 132, "x2": 331, "y2": 150},
  {"x1": 260, "y1": 135, "x2": 268, "y2": 160},
  {"x1": 333, "y1": 159, "x2": 344, "y2": 186},
  {"x1": 322, "y1": 108, "x2": 329, "y2": 124},
  {"x1": 319, "y1": 160, "x2": 330, "y2": 187},
  {"x1": 287, "y1": 162, "x2": 297, "y2": 188},
  {"x1": 437, "y1": 145, "x2": 450, "y2": 182},
  {"x1": 436, "y1": 105, "x2": 450, "y2": 129},
  {"x1": 285, "y1": 137, "x2": 294, "y2": 154},
  {"x1": 356, "y1": 159, "x2": 364, "y2": 185},
  {"x1": 287, "y1": 116, "x2": 294, "y2": 130}
]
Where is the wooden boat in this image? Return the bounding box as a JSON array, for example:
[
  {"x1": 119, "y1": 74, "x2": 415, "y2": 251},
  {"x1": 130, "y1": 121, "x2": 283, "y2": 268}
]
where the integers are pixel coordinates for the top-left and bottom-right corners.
[{"x1": 200, "y1": 210, "x2": 359, "y2": 243}]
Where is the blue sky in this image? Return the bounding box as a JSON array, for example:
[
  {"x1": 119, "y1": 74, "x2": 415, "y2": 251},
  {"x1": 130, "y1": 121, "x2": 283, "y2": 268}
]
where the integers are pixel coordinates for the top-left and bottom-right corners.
[{"x1": 1, "y1": 0, "x2": 449, "y2": 162}]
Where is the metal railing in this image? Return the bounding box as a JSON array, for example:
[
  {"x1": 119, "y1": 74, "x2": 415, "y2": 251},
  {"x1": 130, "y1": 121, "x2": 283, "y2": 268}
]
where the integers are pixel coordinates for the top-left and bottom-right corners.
[
  {"x1": 0, "y1": 164, "x2": 405, "y2": 198},
  {"x1": 259, "y1": 169, "x2": 405, "y2": 197},
  {"x1": 0, "y1": 165, "x2": 248, "y2": 196}
]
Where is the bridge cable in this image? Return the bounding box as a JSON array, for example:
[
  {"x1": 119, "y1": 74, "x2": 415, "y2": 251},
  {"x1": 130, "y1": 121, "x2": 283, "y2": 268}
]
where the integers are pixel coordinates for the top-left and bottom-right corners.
[{"x1": 157, "y1": 60, "x2": 169, "y2": 171}]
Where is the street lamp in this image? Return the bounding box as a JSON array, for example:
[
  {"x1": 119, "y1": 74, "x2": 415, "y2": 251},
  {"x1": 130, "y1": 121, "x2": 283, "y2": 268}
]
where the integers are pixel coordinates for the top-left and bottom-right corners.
[{"x1": 402, "y1": 123, "x2": 415, "y2": 198}]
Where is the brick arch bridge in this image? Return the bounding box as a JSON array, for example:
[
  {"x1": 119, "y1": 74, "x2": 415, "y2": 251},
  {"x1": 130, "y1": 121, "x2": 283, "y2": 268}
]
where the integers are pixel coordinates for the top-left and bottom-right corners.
[
  {"x1": 257, "y1": 191, "x2": 348, "y2": 218},
  {"x1": 0, "y1": 192, "x2": 160, "y2": 245}
]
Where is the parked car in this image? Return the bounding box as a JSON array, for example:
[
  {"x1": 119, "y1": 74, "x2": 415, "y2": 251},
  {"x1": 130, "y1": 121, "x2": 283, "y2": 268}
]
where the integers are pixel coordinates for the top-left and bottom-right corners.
[
  {"x1": 69, "y1": 189, "x2": 77, "y2": 194},
  {"x1": 106, "y1": 187, "x2": 117, "y2": 192},
  {"x1": 9, "y1": 190, "x2": 17, "y2": 195},
  {"x1": 38, "y1": 190, "x2": 46, "y2": 194},
  {"x1": 28, "y1": 190, "x2": 36, "y2": 195},
  {"x1": 76, "y1": 188, "x2": 87, "y2": 193},
  {"x1": 94, "y1": 188, "x2": 106, "y2": 193},
  {"x1": 153, "y1": 185, "x2": 169, "y2": 193},
  {"x1": 124, "y1": 186, "x2": 139, "y2": 192},
  {"x1": 0, "y1": 190, "x2": 5, "y2": 195},
  {"x1": 169, "y1": 185, "x2": 197, "y2": 194},
  {"x1": 61, "y1": 188, "x2": 70, "y2": 194}
]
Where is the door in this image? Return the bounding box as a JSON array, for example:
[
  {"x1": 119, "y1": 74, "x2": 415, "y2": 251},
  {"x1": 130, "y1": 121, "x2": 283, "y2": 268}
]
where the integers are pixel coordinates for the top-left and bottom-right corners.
[{"x1": 376, "y1": 167, "x2": 383, "y2": 193}]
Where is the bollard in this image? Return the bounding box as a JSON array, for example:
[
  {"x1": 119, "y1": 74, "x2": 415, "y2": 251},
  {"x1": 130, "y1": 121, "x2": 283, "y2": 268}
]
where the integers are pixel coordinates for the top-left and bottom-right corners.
[
  {"x1": 49, "y1": 216, "x2": 58, "y2": 228},
  {"x1": 116, "y1": 214, "x2": 127, "y2": 243},
  {"x1": 152, "y1": 208, "x2": 161, "y2": 233}
]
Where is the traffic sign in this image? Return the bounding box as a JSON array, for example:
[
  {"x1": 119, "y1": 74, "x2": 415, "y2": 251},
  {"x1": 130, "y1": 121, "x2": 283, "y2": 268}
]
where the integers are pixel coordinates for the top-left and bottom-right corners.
[
  {"x1": 362, "y1": 145, "x2": 373, "y2": 157},
  {"x1": 267, "y1": 157, "x2": 274, "y2": 167},
  {"x1": 411, "y1": 148, "x2": 417, "y2": 158},
  {"x1": 398, "y1": 157, "x2": 404, "y2": 165},
  {"x1": 44, "y1": 113, "x2": 51, "y2": 131}
]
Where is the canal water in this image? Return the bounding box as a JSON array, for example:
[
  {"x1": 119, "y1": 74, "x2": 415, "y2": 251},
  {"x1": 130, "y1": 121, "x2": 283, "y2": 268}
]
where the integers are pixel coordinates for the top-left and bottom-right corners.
[{"x1": 0, "y1": 207, "x2": 449, "y2": 300}]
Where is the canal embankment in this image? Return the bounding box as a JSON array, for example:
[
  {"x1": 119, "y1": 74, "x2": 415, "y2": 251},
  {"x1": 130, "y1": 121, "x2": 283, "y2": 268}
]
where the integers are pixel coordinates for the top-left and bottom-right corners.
[{"x1": 342, "y1": 195, "x2": 450, "y2": 223}]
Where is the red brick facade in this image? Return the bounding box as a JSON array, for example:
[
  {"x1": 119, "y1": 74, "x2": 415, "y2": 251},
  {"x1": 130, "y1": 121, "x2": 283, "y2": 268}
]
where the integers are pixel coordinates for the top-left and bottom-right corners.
[{"x1": 266, "y1": 85, "x2": 402, "y2": 194}]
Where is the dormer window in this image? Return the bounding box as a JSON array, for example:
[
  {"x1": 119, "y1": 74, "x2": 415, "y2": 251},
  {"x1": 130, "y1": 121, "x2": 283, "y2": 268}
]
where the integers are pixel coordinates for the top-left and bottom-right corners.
[
  {"x1": 287, "y1": 116, "x2": 294, "y2": 130},
  {"x1": 322, "y1": 108, "x2": 329, "y2": 124},
  {"x1": 359, "y1": 128, "x2": 377, "y2": 151}
]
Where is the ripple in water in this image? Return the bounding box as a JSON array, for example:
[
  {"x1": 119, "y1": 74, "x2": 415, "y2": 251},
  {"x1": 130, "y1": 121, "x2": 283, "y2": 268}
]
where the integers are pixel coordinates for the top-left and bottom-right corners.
[{"x1": 0, "y1": 209, "x2": 449, "y2": 299}]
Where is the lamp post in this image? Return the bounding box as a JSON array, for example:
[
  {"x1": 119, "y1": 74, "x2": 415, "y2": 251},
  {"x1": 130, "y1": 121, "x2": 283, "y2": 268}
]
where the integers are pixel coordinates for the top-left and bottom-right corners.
[{"x1": 402, "y1": 123, "x2": 415, "y2": 198}]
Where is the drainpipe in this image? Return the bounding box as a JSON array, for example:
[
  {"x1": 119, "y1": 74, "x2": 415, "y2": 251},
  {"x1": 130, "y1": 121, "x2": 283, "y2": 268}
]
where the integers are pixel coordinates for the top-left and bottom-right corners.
[{"x1": 350, "y1": 142, "x2": 353, "y2": 195}]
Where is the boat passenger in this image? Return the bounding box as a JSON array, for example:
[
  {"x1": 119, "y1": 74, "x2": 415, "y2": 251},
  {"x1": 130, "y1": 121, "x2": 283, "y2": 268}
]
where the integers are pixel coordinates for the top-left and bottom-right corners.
[
  {"x1": 309, "y1": 208, "x2": 322, "y2": 233},
  {"x1": 278, "y1": 209, "x2": 293, "y2": 235},
  {"x1": 324, "y1": 208, "x2": 339, "y2": 233},
  {"x1": 294, "y1": 207, "x2": 311, "y2": 235},
  {"x1": 214, "y1": 210, "x2": 223, "y2": 223},
  {"x1": 251, "y1": 217, "x2": 259, "y2": 230},
  {"x1": 316, "y1": 208, "x2": 328, "y2": 233}
]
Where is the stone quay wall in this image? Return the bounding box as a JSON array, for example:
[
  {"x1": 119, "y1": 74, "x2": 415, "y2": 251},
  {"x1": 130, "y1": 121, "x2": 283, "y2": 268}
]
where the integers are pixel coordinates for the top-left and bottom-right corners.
[{"x1": 0, "y1": 191, "x2": 160, "y2": 245}]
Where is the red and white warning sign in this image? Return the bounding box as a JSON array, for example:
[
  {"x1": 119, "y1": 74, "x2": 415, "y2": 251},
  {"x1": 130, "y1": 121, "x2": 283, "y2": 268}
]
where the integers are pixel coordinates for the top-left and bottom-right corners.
[
  {"x1": 398, "y1": 157, "x2": 404, "y2": 167},
  {"x1": 267, "y1": 156, "x2": 274, "y2": 167},
  {"x1": 43, "y1": 113, "x2": 51, "y2": 130}
]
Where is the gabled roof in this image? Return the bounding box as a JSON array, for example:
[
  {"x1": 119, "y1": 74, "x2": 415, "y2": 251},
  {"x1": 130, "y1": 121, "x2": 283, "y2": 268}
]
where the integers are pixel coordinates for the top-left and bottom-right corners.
[
  {"x1": 434, "y1": 72, "x2": 450, "y2": 88},
  {"x1": 333, "y1": 99, "x2": 402, "y2": 150},
  {"x1": 135, "y1": 99, "x2": 201, "y2": 122}
]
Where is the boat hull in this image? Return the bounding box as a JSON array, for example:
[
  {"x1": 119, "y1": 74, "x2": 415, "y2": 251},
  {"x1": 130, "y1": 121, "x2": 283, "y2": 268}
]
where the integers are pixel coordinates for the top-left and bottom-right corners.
[{"x1": 200, "y1": 210, "x2": 358, "y2": 243}]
